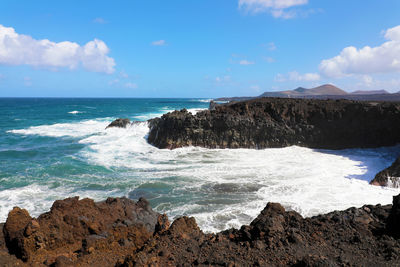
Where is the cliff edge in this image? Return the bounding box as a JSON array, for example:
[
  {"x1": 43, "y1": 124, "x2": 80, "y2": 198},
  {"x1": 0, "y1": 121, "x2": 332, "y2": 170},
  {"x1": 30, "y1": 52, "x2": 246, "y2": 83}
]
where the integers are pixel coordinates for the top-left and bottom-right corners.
[{"x1": 148, "y1": 98, "x2": 400, "y2": 150}]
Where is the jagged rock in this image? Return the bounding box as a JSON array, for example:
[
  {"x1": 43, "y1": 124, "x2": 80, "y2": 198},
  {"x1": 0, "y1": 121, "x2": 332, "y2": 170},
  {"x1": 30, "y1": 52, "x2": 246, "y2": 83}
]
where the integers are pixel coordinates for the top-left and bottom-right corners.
[
  {"x1": 3, "y1": 197, "x2": 161, "y2": 266},
  {"x1": 3, "y1": 195, "x2": 400, "y2": 266},
  {"x1": 371, "y1": 156, "x2": 400, "y2": 187},
  {"x1": 387, "y1": 194, "x2": 400, "y2": 238},
  {"x1": 120, "y1": 194, "x2": 400, "y2": 266},
  {"x1": 148, "y1": 98, "x2": 400, "y2": 150},
  {"x1": 105, "y1": 118, "x2": 131, "y2": 129},
  {"x1": 209, "y1": 100, "x2": 218, "y2": 110}
]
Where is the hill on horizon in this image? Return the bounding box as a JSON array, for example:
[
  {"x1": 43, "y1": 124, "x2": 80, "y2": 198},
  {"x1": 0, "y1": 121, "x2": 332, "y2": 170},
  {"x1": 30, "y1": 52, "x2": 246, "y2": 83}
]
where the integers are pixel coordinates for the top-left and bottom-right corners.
[
  {"x1": 215, "y1": 85, "x2": 400, "y2": 102},
  {"x1": 260, "y1": 84, "x2": 348, "y2": 98}
]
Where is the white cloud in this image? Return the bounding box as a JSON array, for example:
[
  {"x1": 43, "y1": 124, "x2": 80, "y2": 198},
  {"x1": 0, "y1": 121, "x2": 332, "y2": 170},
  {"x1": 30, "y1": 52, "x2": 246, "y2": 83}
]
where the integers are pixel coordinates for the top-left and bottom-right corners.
[
  {"x1": 354, "y1": 75, "x2": 400, "y2": 92},
  {"x1": 151, "y1": 40, "x2": 167, "y2": 46},
  {"x1": 239, "y1": 59, "x2": 255, "y2": 65},
  {"x1": 0, "y1": 24, "x2": 115, "y2": 74},
  {"x1": 124, "y1": 82, "x2": 137, "y2": 89},
  {"x1": 276, "y1": 71, "x2": 320, "y2": 82},
  {"x1": 93, "y1": 18, "x2": 107, "y2": 24},
  {"x1": 239, "y1": 0, "x2": 308, "y2": 18},
  {"x1": 319, "y1": 25, "x2": 400, "y2": 78}
]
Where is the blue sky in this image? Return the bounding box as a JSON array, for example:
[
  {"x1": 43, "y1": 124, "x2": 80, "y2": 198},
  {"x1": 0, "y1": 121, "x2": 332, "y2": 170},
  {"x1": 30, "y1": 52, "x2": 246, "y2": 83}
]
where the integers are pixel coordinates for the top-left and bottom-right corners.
[{"x1": 0, "y1": 0, "x2": 400, "y2": 97}]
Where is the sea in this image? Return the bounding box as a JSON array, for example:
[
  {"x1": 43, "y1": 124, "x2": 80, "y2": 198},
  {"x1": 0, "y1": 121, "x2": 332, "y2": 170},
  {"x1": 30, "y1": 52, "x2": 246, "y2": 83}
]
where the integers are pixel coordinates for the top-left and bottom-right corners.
[{"x1": 1, "y1": 98, "x2": 400, "y2": 232}]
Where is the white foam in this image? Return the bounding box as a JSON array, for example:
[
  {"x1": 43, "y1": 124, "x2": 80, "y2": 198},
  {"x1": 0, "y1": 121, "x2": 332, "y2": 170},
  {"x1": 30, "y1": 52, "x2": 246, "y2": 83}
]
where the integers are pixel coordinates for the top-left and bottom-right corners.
[
  {"x1": 7, "y1": 119, "x2": 109, "y2": 138},
  {"x1": 4, "y1": 117, "x2": 400, "y2": 233},
  {"x1": 0, "y1": 183, "x2": 121, "y2": 221},
  {"x1": 68, "y1": 110, "x2": 82, "y2": 114},
  {"x1": 75, "y1": 122, "x2": 400, "y2": 232},
  {"x1": 191, "y1": 99, "x2": 213, "y2": 103}
]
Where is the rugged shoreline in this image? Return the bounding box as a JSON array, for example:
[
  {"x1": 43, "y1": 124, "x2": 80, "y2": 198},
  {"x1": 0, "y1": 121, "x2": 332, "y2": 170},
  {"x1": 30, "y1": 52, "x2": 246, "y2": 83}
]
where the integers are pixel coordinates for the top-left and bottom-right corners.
[
  {"x1": 148, "y1": 98, "x2": 400, "y2": 150},
  {"x1": 1, "y1": 195, "x2": 400, "y2": 266},
  {"x1": 145, "y1": 97, "x2": 400, "y2": 187}
]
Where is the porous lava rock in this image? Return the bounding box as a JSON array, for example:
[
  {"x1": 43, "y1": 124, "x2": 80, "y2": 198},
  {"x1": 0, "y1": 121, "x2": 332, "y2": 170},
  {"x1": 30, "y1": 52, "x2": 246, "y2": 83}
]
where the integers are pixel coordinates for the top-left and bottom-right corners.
[
  {"x1": 2, "y1": 195, "x2": 400, "y2": 266},
  {"x1": 106, "y1": 118, "x2": 131, "y2": 129},
  {"x1": 3, "y1": 196, "x2": 168, "y2": 266},
  {"x1": 371, "y1": 156, "x2": 400, "y2": 187},
  {"x1": 120, "y1": 195, "x2": 400, "y2": 267},
  {"x1": 148, "y1": 98, "x2": 400, "y2": 150}
]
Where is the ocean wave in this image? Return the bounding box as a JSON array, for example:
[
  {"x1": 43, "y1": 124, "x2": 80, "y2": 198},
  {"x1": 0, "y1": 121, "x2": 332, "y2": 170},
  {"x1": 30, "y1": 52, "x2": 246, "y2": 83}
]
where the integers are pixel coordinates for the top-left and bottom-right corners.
[
  {"x1": 76, "y1": 122, "x2": 400, "y2": 232},
  {"x1": 195, "y1": 99, "x2": 213, "y2": 103},
  {"x1": 4, "y1": 115, "x2": 400, "y2": 233},
  {"x1": 68, "y1": 110, "x2": 82, "y2": 114},
  {"x1": 7, "y1": 119, "x2": 109, "y2": 138}
]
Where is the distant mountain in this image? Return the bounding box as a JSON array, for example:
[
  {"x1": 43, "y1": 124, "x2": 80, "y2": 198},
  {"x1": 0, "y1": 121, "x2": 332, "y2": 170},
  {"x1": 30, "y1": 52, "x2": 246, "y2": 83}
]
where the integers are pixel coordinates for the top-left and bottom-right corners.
[
  {"x1": 259, "y1": 84, "x2": 347, "y2": 98},
  {"x1": 351, "y1": 90, "x2": 389, "y2": 95},
  {"x1": 215, "y1": 85, "x2": 400, "y2": 102}
]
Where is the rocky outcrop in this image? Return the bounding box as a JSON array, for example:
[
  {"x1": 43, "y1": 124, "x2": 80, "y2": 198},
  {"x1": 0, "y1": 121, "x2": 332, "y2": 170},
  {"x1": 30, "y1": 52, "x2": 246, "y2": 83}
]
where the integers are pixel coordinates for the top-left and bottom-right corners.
[
  {"x1": 2, "y1": 195, "x2": 400, "y2": 266},
  {"x1": 120, "y1": 194, "x2": 400, "y2": 266},
  {"x1": 371, "y1": 156, "x2": 400, "y2": 187},
  {"x1": 3, "y1": 196, "x2": 168, "y2": 266},
  {"x1": 106, "y1": 118, "x2": 131, "y2": 129},
  {"x1": 148, "y1": 98, "x2": 400, "y2": 149}
]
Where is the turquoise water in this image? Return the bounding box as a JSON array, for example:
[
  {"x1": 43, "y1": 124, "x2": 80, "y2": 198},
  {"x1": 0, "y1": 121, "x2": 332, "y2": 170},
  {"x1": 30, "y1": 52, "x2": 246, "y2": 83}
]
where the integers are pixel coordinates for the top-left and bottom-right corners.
[{"x1": 1, "y1": 98, "x2": 399, "y2": 232}]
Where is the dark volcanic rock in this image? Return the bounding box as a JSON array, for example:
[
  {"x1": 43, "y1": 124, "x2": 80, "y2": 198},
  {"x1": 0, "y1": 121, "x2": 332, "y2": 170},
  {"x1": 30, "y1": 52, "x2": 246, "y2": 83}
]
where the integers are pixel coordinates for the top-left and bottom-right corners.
[
  {"x1": 148, "y1": 98, "x2": 400, "y2": 149},
  {"x1": 2, "y1": 195, "x2": 400, "y2": 266},
  {"x1": 371, "y1": 156, "x2": 400, "y2": 187},
  {"x1": 3, "y1": 196, "x2": 167, "y2": 266},
  {"x1": 105, "y1": 118, "x2": 131, "y2": 129},
  {"x1": 387, "y1": 194, "x2": 400, "y2": 238},
  {"x1": 120, "y1": 195, "x2": 400, "y2": 266}
]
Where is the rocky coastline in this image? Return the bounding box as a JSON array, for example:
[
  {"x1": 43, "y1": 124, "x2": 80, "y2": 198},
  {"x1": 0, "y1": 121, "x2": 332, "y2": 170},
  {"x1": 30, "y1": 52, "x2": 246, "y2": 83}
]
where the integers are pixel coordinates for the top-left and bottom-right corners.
[
  {"x1": 147, "y1": 98, "x2": 400, "y2": 188},
  {"x1": 1, "y1": 195, "x2": 400, "y2": 266},
  {"x1": 148, "y1": 98, "x2": 400, "y2": 150},
  {"x1": 2, "y1": 98, "x2": 400, "y2": 265}
]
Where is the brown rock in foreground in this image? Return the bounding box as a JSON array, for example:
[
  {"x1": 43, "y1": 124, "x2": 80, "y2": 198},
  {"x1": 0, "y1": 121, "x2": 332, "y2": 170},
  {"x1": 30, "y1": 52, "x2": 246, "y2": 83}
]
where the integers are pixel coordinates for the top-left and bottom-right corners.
[
  {"x1": 2, "y1": 194, "x2": 400, "y2": 266},
  {"x1": 148, "y1": 98, "x2": 400, "y2": 150},
  {"x1": 3, "y1": 196, "x2": 168, "y2": 266},
  {"x1": 121, "y1": 196, "x2": 400, "y2": 266},
  {"x1": 371, "y1": 156, "x2": 400, "y2": 187}
]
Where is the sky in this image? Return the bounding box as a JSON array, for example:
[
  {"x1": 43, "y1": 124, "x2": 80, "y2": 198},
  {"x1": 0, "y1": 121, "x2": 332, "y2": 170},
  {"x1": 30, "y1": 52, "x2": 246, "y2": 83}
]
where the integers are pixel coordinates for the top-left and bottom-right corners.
[{"x1": 0, "y1": 0, "x2": 400, "y2": 98}]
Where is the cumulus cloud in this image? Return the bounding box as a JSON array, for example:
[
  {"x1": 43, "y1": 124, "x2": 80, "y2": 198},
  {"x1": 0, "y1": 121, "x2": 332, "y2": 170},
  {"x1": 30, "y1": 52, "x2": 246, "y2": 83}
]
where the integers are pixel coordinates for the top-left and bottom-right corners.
[
  {"x1": 0, "y1": 24, "x2": 115, "y2": 74},
  {"x1": 239, "y1": 59, "x2": 255, "y2": 65},
  {"x1": 276, "y1": 71, "x2": 320, "y2": 82},
  {"x1": 151, "y1": 40, "x2": 167, "y2": 46},
  {"x1": 319, "y1": 25, "x2": 400, "y2": 78},
  {"x1": 239, "y1": 0, "x2": 308, "y2": 18}
]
